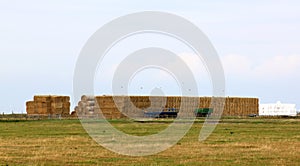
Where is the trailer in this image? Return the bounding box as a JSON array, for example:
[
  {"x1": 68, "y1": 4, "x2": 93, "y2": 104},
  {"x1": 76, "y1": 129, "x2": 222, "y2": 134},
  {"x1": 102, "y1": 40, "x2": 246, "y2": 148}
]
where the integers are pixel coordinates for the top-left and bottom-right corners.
[
  {"x1": 195, "y1": 108, "x2": 213, "y2": 117},
  {"x1": 144, "y1": 108, "x2": 179, "y2": 118}
]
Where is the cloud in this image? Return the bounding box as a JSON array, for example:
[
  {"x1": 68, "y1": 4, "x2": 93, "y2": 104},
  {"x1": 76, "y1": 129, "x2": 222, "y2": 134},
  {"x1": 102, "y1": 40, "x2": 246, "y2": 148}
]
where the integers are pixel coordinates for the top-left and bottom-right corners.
[
  {"x1": 221, "y1": 54, "x2": 300, "y2": 79},
  {"x1": 93, "y1": 52, "x2": 212, "y2": 96},
  {"x1": 177, "y1": 53, "x2": 210, "y2": 78},
  {"x1": 254, "y1": 55, "x2": 300, "y2": 77},
  {"x1": 221, "y1": 54, "x2": 252, "y2": 75}
]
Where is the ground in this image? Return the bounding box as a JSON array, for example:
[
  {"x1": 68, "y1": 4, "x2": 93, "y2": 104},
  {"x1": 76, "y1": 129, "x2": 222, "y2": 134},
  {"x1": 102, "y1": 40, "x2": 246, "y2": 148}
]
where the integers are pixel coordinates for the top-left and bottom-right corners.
[{"x1": 0, "y1": 117, "x2": 299, "y2": 165}]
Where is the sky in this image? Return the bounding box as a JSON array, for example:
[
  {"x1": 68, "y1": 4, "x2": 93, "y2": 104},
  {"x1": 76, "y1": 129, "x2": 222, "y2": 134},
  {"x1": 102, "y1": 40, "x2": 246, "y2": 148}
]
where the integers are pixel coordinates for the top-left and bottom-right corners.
[{"x1": 0, "y1": 0, "x2": 300, "y2": 113}]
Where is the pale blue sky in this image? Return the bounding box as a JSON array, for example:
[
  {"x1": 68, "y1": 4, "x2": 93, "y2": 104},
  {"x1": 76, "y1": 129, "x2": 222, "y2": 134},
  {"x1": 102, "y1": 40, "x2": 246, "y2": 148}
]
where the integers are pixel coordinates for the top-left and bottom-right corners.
[{"x1": 0, "y1": 0, "x2": 300, "y2": 113}]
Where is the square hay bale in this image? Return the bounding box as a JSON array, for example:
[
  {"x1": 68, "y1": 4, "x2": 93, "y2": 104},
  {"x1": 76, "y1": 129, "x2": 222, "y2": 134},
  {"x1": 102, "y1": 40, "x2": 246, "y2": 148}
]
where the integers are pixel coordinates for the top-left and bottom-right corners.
[
  {"x1": 34, "y1": 95, "x2": 51, "y2": 102},
  {"x1": 26, "y1": 101, "x2": 36, "y2": 109},
  {"x1": 51, "y1": 96, "x2": 70, "y2": 103},
  {"x1": 26, "y1": 108, "x2": 36, "y2": 114},
  {"x1": 51, "y1": 102, "x2": 63, "y2": 109}
]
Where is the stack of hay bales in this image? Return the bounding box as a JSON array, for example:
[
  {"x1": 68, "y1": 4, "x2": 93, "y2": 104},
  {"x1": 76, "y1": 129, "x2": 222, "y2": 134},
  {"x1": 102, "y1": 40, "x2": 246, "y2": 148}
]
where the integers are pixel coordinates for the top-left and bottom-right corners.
[
  {"x1": 26, "y1": 95, "x2": 70, "y2": 115},
  {"x1": 73, "y1": 95, "x2": 259, "y2": 119}
]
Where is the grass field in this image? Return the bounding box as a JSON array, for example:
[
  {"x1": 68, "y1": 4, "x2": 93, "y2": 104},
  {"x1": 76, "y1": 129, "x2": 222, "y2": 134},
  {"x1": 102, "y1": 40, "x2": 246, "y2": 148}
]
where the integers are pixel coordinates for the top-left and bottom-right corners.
[{"x1": 0, "y1": 118, "x2": 299, "y2": 165}]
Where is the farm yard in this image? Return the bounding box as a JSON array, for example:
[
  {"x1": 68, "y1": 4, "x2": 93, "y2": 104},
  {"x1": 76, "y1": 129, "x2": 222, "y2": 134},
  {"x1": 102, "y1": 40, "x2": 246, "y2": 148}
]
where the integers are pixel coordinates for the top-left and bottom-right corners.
[{"x1": 0, "y1": 117, "x2": 299, "y2": 165}]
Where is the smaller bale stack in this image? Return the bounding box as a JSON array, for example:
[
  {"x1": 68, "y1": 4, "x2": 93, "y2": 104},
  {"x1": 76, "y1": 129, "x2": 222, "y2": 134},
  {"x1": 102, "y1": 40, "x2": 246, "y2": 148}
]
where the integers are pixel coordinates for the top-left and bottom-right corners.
[{"x1": 26, "y1": 95, "x2": 70, "y2": 115}]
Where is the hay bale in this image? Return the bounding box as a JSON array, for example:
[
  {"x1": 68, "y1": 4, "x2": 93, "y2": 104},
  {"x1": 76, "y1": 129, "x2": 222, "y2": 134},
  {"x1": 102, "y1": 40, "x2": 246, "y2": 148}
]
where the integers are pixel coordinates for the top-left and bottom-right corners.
[
  {"x1": 51, "y1": 102, "x2": 63, "y2": 109},
  {"x1": 78, "y1": 101, "x2": 87, "y2": 108},
  {"x1": 34, "y1": 95, "x2": 51, "y2": 102},
  {"x1": 86, "y1": 101, "x2": 95, "y2": 106},
  {"x1": 51, "y1": 96, "x2": 70, "y2": 103},
  {"x1": 81, "y1": 95, "x2": 95, "y2": 102}
]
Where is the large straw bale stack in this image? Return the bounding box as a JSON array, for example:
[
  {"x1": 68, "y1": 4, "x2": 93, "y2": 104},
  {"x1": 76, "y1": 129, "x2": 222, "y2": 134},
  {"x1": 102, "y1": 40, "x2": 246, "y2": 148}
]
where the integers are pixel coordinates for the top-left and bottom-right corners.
[{"x1": 73, "y1": 95, "x2": 259, "y2": 119}]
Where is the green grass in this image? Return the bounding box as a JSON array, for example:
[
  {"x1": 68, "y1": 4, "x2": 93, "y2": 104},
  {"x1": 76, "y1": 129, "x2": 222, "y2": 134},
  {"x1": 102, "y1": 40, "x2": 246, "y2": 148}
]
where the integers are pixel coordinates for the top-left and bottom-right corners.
[{"x1": 0, "y1": 118, "x2": 299, "y2": 165}]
